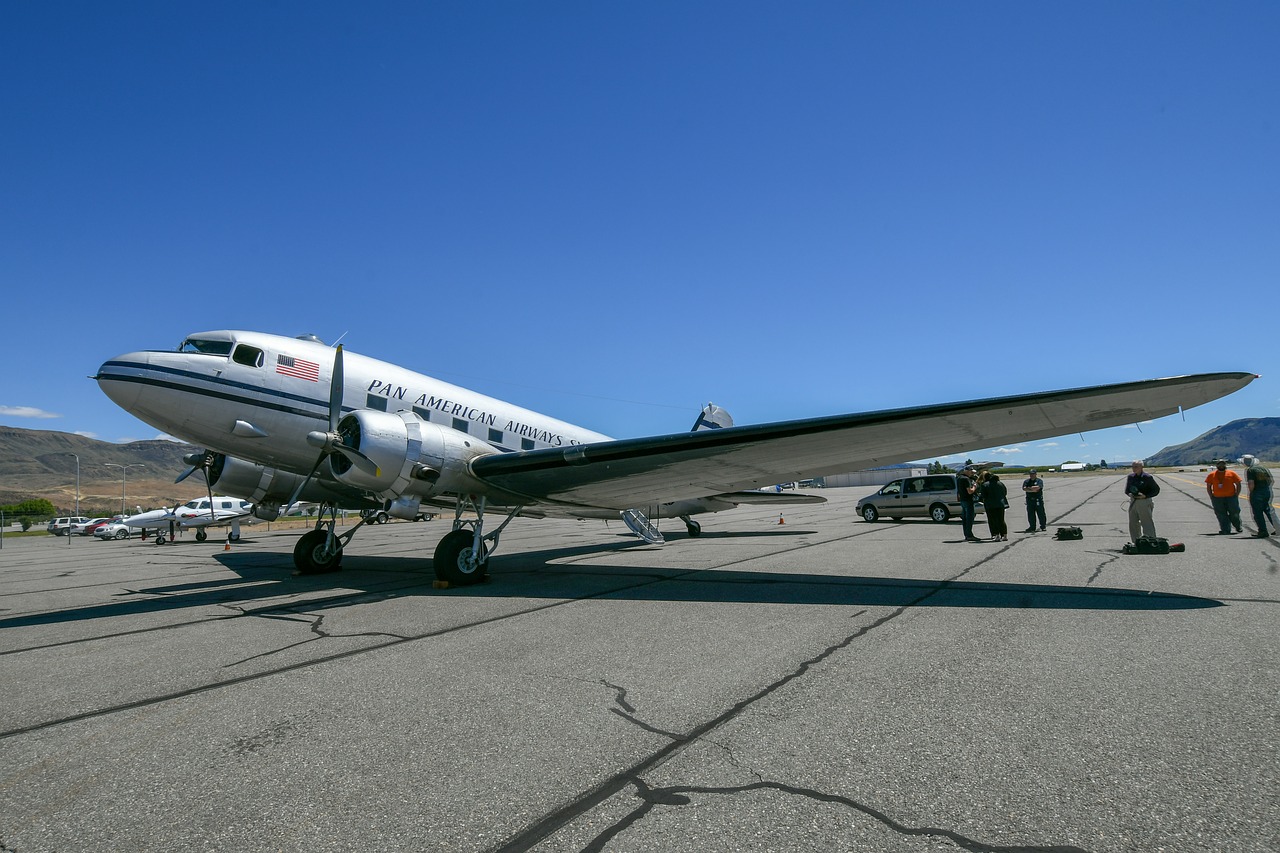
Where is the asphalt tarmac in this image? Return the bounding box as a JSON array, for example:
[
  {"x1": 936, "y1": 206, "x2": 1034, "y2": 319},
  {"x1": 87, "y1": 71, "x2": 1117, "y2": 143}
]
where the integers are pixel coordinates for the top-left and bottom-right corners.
[{"x1": 1, "y1": 473, "x2": 1276, "y2": 853}]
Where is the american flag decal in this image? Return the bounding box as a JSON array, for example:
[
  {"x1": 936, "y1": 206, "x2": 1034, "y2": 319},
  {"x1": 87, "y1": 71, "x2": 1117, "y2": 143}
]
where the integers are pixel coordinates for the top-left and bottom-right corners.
[{"x1": 276, "y1": 354, "x2": 320, "y2": 382}]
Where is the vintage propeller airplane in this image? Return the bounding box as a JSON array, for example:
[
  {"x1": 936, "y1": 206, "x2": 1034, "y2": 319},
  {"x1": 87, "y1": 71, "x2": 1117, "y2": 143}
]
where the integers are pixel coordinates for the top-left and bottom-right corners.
[{"x1": 95, "y1": 330, "x2": 1254, "y2": 583}]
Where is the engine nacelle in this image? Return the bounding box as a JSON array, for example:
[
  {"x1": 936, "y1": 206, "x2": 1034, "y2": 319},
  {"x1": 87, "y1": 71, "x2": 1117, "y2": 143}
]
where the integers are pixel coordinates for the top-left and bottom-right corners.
[
  {"x1": 328, "y1": 410, "x2": 501, "y2": 499},
  {"x1": 204, "y1": 453, "x2": 352, "y2": 516}
]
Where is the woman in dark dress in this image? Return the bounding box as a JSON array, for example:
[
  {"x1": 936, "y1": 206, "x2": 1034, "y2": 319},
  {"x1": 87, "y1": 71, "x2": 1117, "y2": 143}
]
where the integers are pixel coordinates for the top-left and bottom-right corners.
[{"x1": 980, "y1": 473, "x2": 1009, "y2": 541}]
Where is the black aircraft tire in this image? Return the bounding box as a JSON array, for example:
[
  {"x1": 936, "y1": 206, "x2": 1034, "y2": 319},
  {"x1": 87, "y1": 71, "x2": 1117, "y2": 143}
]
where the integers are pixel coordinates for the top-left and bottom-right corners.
[
  {"x1": 433, "y1": 529, "x2": 488, "y2": 585},
  {"x1": 293, "y1": 530, "x2": 343, "y2": 574},
  {"x1": 196, "y1": 529, "x2": 207, "y2": 542}
]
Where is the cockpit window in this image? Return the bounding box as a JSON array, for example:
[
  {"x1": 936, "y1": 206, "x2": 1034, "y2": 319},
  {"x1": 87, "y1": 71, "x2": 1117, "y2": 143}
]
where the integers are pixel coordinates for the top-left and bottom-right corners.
[
  {"x1": 180, "y1": 338, "x2": 233, "y2": 356},
  {"x1": 232, "y1": 344, "x2": 264, "y2": 368}
]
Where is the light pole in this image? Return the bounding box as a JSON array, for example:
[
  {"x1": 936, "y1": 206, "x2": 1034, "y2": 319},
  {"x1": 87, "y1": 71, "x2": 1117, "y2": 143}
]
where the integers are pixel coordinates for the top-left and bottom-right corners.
[
  {"x1": 104, "y1": 463, "x2": 145, "y2": 516},
  {"x1": 62, "y1": 453, "x2": 80, "y2": 517}
]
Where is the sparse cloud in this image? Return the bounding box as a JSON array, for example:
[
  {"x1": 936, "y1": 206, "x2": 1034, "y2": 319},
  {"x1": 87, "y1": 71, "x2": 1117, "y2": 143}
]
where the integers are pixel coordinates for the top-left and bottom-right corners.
[
  {"x1": 73, "y1": 430, "x2": 99, "y2": 439},
  {"x1": 0, "y1": 406, "x2": 61, "y2": 419},
  {"x1": 1038, "y1": 441, "x2": 1059, "y2": 448},
  {"x1": 992, "y1": 447, "x2": 1023, "y2": 455},
  {"x1": 155, "y1": 433, "x2": 187, "y2": 443}
]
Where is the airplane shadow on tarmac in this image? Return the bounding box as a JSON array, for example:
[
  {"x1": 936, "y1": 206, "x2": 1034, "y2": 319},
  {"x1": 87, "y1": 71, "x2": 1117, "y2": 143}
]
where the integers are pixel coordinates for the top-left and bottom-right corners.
[{"x1": 0, "y1": 540, "x2": 1222, "y2": 631}]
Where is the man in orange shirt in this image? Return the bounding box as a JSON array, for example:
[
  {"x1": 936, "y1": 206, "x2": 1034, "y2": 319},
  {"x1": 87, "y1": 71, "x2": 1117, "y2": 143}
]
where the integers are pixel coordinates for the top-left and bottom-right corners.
[{"x1": 1205, "y1": 459, "x2": 1243, "y2": 535}]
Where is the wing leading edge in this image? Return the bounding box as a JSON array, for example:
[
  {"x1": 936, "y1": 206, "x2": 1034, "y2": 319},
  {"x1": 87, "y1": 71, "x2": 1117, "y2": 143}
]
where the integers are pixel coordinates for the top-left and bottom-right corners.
[{"x1": 469, "y1": 372, "x2": 1255, "y2": 509}]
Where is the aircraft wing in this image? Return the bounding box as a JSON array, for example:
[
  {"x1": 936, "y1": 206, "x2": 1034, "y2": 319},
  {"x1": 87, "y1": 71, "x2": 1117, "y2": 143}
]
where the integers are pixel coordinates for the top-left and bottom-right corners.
[{"x1": 469, "y1": 372, "x2": 1255, "y2": 509}]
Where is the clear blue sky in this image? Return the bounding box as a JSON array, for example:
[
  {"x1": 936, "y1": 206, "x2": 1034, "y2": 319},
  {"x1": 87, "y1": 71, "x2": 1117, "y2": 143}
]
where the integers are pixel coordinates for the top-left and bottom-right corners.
[{"x1": 2, "y1": 2, "x2": 1277, "y2": 467}]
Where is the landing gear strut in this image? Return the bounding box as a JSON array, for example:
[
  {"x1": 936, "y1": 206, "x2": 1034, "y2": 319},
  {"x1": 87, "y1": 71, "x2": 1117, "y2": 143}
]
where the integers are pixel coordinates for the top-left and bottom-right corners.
[
  {"x1": 680, "y1": 515, "x2": 702, "y2": 537},
  {"x1": 292, "y1": 503, "x2": 369, "y2": 575},
  {"x1": 432, "y1": 495, "x2": 523, "y2": 586}
]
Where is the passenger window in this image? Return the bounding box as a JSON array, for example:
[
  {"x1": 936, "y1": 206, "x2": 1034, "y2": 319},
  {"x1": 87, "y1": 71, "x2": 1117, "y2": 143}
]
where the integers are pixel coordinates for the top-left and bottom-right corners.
[
  {"x1": 880, "y1": 481, "x2": 902, "y2": 495},
  {"x1": 907, "y1": 479, "x2": 924, "y2": 493},
  {"x1": 521, "y1": 438, "x2": 536, "y2": 451},
  {"x1": 232, "y1": 345, "x2": 264, "y2": 367},
  {"x1": 488, "y1": 428, "x2": 503, "y2": 443},
  {"x1": 452, "y1": 418, "x2": 469, "y2": 433}
]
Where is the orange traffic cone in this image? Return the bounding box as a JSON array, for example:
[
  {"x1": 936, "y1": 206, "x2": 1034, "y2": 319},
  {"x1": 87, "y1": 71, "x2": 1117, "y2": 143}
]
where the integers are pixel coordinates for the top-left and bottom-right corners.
[
  {"x1": 778, "y1": 514, "x2": 785, "y2": 525},
  {"x1": 224, "y1": 539, "x2": 231, "y2": 551}
]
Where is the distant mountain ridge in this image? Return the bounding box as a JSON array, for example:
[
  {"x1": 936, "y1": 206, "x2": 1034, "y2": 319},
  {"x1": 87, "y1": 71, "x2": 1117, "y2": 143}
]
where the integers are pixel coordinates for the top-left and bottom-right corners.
[
  {"x1": 0, "y1": 425, "x2": 192, "y2": 512},
  {"x1": 1145, "y1": 418, "x2": 1280, "y2": 466}
]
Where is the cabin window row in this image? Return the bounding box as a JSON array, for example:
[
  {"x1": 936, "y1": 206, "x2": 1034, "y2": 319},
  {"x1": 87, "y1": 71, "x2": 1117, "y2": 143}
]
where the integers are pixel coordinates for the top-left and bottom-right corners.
[{"x1": 365, "y1": 394, "x2": 537, "y2": 451}]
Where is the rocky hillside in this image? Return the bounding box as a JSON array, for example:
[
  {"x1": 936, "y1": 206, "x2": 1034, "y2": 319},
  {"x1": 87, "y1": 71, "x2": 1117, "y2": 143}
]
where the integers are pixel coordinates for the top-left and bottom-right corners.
[
  {"x1": 1145, "y1": 418, "x2": 1280, "y2": 466},
  {"x1": 0, "y1": 426, "x2": 195, "y2": 514}
]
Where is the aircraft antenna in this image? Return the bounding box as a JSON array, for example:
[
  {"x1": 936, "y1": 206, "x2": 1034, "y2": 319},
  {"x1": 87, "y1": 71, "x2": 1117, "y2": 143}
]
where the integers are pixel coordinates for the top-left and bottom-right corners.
[{"x1": 331, "y1": 331, "x2": 349, "y2": 347}]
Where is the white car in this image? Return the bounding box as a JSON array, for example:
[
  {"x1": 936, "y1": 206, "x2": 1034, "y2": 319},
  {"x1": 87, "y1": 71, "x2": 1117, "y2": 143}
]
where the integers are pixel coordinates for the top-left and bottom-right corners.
[
  {"x1": 70, "y1": 517, "x2": 112, "y2": 536},
  {"x1": 94, "y1": 522, "x2": 135, "y2": 540}
]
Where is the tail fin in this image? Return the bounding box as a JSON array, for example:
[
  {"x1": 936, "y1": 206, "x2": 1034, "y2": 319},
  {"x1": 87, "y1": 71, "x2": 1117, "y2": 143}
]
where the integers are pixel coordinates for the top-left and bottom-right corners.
[{"x1": 691, "y1": 403, "x2": 733, "y2": 432}]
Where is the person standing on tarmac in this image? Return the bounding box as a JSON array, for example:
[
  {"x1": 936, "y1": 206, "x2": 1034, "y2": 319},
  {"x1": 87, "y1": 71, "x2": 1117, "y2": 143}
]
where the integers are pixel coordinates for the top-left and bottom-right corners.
[
  {"x1": 1205, "y1": 459, "x2": 1243, "y2": 535},
  {"x1": 1243, "y1": 454, "x2": 1275, "y2": 538},
  {"x1": 980, "y1": 473, "x2": 1009, "y2": 541},
  {"x1": 1022, "y1": 469, "x2": 1047, "y2": 533},
  {"x1": 1124, "y1": 460, "x2": 1160, "y2": 542},
  {"x1": 957, "y1": 466, "x2": 981, "y2": 542}
]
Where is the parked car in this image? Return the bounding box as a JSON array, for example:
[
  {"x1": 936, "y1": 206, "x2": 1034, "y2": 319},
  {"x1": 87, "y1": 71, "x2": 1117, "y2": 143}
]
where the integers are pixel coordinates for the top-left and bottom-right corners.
[
  {"x1": 47, "y1": 516, "x2": 90, "y2": 536},
  {"x1": 94, "y1": 521, "x2": 135, "y2": 540},
  {"x1": 855, "y1": 474, "x2": 984, "y2": 523},
  {"x1": 71, "y1": 517, "x2": 113, "y2": 536}
]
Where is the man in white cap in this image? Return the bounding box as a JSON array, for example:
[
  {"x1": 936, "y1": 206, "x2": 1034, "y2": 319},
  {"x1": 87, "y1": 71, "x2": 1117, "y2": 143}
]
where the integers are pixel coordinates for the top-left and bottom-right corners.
[{"x1": 1243, "y1": 455, "x2": 1276, "y2": 537}]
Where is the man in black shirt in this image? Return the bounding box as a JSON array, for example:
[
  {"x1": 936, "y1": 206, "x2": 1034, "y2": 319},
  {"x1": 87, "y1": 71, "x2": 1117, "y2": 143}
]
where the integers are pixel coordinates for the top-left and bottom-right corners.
[
  {"x1": 1124, "y1": 460, "x2": 1160, "y2": 542},
  {"x1": 1022, "y1": 469, "x2": 1047, "y2": 533},
  {"x1": 956, "y1": 466, "x2": 980, "y2": 542}
]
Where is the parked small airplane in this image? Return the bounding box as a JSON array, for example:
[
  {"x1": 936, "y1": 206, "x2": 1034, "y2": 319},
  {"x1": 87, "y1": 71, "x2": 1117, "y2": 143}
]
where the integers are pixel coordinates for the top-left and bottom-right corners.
[
  {"x1": 95, "y1": 330, "x2": 1254, "y2": 582},
  {"x1": 101, "y1": 496, "x2": 256, "y2": 544}
]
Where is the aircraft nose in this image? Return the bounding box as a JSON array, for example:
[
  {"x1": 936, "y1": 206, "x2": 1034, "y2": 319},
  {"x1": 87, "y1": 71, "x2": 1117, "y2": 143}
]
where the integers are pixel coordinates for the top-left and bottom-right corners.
[{"x1": 95, "y1": 350, "x2": 150, "y2": 410}]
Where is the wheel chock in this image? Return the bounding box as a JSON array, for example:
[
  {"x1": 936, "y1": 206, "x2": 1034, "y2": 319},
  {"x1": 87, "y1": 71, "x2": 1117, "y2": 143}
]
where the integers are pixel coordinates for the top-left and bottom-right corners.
[{"x1": 433, "y1": 580, "x2": 451, "y2": 589}]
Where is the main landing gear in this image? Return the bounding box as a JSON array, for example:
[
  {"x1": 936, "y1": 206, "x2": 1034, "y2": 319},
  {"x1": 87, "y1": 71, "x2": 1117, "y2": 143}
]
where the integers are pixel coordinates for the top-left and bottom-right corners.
[
  {"x1": 432, "y1": 495, "x2": 523, "y2": 586},
  {"x1": 292, "y1": 503, "x2": 369, "y2": 575},
  {"x1": 289, "y1": 496, "x2": 524, "y2": 585}
]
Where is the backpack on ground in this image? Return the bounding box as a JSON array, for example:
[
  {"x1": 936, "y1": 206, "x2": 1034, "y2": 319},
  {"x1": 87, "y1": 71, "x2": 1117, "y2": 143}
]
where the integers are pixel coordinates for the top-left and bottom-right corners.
[
  {"x1": 1123, "y1": 536, "x2": 1171, "y2": 555},
  {"x1": 1054, "y1": 526, "x2": 1083, "y2": 540}
]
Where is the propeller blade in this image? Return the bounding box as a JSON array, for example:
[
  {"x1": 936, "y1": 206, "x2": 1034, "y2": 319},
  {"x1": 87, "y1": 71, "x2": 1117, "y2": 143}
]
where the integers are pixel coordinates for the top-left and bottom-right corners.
[
  {"x1": 175, "y1": 465, "x2": 198, "y2": 484},
  {"x1": 283, "y1": 345, "x2": 353, "y2": 517},
  {"x1": 329, "y1": 344, "x2": 344, "y2": 432},
  {"x1": 283, "y1": 452, "x2": 327, "y2": 517},
  {"x1": 332, "y1": 444, "x2": 381, "y2": 478}
]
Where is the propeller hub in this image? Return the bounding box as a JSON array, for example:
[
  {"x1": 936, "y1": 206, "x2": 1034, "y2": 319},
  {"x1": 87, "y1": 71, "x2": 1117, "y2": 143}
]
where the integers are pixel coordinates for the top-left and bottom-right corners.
[{"x1": 306, "y1": 430, "x2": 333, "y2": 450}]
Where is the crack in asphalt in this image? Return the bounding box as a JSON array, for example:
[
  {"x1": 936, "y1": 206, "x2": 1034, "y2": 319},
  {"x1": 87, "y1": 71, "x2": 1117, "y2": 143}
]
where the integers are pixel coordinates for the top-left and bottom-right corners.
[
  {"x1": 581, "y1": 778, "x2": 1089, "y2": 853},
  {"x1": 489, "y1": 575, "x2": 1088, "y2": 853},
  {"x1": 221, "y1": 609, "x2": 411, "y2": 667}
]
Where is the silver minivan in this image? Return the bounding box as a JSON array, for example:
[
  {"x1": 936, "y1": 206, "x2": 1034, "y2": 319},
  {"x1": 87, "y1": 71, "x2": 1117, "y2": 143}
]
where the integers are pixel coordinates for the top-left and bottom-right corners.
[{"x1": 855, "y1": 474, "x2": 983, "y2": 523}]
